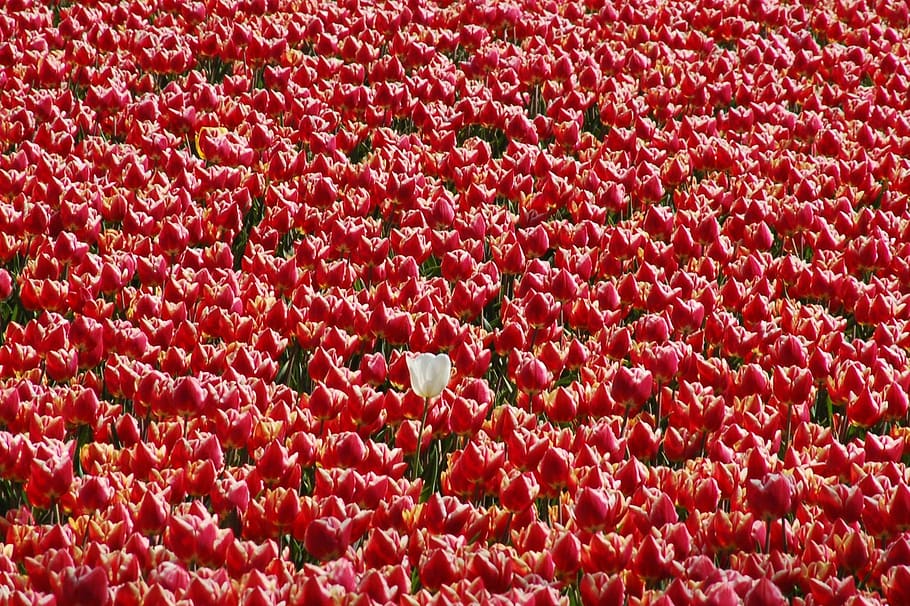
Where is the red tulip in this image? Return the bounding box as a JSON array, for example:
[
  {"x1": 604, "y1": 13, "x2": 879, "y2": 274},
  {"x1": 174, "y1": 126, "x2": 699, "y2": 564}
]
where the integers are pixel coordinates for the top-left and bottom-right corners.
[
  {"x1": 631, "y1": 533, "x2": 676, "y2": 582},
  {"x1": 611, "y1": 366, "x2": 653, "y2": 412},
  {"x1": 514, "y1": 354, "x2": 552, "y2": 395},
  {"x1": 743, "y1": 577, "x2": 787, "y2": 606},
  {"x1": 164, "y1": 510, "x2": 218, "y2": 564},
  {"x1": 158, "y1": 220, "x2": 189, "y2": 256},
  {"x1": 846, "y1": 387, "x2": 883, "y2": 428},
  {"x1": 60, "y1": 566, "x2": 109, "y2": 606},
  {"x1": 77, "y1": 476, "x2": 113, "y2": 512},
  {"x1": 551, "y1": 531, "x2": 582, "y2": 577},
  {"x1": 573, "y1": 487, "x2": 621, "y2": 533},
  {"x1": 420, "y1": 548, "x2": 459, "y2": 591},
  {"x1": 255, "y1": 440, "x2": 298, "y2": 487},
  {"x1": 537, "y1": 446, "x2": 574, "y2": 492},
  {"x1": 136, "y1": 490, "x2": 169, "y2": 535},
  {"x1": 580, "y1": 573, "x2": 624, "y2": 606},
  {"x1": 0, "y1": 269, "x2": 11, "y2": 300},
  {"x1": 26, "y1": 440, "x2": 75, "y2": 508},
  {"x1": 747, "y1": 474, "x2": 793, "y2": 521},
  {"x1": 500, "y1": 472, "x2": 540, "y2": 513},
  {"x1": 305, "y1": 516, "x2": 353, "y2": 561},
  {"x1": 883, "y1": 565, "x2": 910, "y2": 605}
]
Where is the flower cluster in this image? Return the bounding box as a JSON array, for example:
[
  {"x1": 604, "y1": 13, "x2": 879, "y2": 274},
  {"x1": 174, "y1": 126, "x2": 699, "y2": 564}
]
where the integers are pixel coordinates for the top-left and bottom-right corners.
[{"x1": 0, "y1": 0, "x2": 909, "y2": 604}]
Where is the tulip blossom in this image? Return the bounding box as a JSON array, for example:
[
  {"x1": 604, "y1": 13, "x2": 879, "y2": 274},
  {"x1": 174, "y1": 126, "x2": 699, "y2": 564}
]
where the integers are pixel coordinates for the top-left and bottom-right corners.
[
  {"x1": 406, "y1": 353, "x2": 452, "y2": 400},
  {"x1": 406, "y1": 352, "x2": 451, "y2": 475}
]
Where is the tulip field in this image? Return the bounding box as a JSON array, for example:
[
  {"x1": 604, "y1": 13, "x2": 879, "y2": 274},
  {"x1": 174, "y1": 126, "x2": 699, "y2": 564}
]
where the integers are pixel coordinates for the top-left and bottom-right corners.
[{"x1": 3, "y1": 0, "x2": 910, "y2": 603}]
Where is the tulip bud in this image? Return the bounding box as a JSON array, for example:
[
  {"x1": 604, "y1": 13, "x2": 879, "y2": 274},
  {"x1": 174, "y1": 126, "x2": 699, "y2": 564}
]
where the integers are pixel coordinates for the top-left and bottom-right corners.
[
  {"x1": 744, "y1": 577, "x2": 787, "y2": 606},
  {"x1": 158, "y1": 220, "x2": 189, "y2": 256},
  {"x1": 0, "y1": 269, "x2": 11, "y2": 300},
  {"x1": 60, "y1": 566, "x2": 109, "y2": 606},
  {"x1": 500, "y1": 472, "x2": 540, "y2": 513},
  {"x1": 574, "y1": 487, "x2": 620, "y2": 533},
  {"x1": 746, "y1": 473, "x2": 793, "y2": 521},
  {"x1": 611, "y1": 366, "x2": 653, "y2": 411},
  {"x1": 514, "y1": 356, "x2": 551, "y2": 395},
  {"x1": 551, "y1": 532, "x2": 582, "y2": 577}
]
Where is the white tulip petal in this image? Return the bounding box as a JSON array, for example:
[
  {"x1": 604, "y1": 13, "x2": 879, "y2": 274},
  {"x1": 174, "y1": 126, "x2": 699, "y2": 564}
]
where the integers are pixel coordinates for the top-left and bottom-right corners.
[{"x1": 407, "y1": 352, "x2": 452, "y2": 398}]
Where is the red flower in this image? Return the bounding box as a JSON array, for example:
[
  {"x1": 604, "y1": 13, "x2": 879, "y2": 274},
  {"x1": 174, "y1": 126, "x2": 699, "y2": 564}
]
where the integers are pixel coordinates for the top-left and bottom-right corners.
[
  {"x1": 26, "y1": 440, "x2": 75, "y2": 508},
  {"x1": 746, "y1": 474, "x2": 793, "y2": 521},
  {"x1": 611, "y1": 366, "x2": 653, "y2": 412},
  {"x1": 744, "y1": 577, "x2": 787, "y2": 606},
  {"x1": 500, "y1": 472, "x2": 540, "y2": 513},
  {"x1": 0, "y1": 269, "x2": 11, "y2": 300},
  {"x1": 631, "y1": 533, "x2": 676, "y2": 582},
  {"x1": 551, "y1": 531, "x2": 582, "y2": 577},
  {"x1": 513, "y1": 354, "x2": 552, "y2": 395},
  {"x1": 883, "y1": 566, "x2": 910, "y2": 605},
  {"x1": 580, "y1": 573, "x2": 624, "y2": 606},
  {"x1": 136, "y1": 490, "x2": 169, "y2": 536},
  {"x1": 420, "y1": 548, "x2": 459, "y2": 591},
  {"x1": 59, "y1": 566, "x2": 109, "y2": 606},
  {"x1": 573, "y1": 487, "x2": 621, "y2": 533}
]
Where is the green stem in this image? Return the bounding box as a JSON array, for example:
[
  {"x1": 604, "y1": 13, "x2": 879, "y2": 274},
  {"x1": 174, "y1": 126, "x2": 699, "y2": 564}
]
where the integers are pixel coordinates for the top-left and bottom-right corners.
[{"x1": 414, "y1": 396, "x2": 431, "y2": 478}]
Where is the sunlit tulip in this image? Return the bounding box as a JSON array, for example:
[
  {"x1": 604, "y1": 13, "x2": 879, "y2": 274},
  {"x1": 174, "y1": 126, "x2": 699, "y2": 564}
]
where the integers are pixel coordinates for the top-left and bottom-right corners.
[
  {"x1": 0, "y1": 0, "x2": 908, "y2": 601},
  {"x1": 406, "y1": 352, "x2": 451, "y2": 476},
  {"x1": 406, "y1": 353, "x2": 452, "y2": 400}
]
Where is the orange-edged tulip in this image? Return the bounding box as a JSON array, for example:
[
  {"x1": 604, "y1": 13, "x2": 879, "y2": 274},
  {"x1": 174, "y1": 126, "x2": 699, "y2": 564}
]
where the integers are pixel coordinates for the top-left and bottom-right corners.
[
  {"x1": 59, "y1": 566, "x2": 109, "y2": 606},
  {"x1": 304, "y1": 517, "x2": 352, "y2": 561},
  {"x1": 551, "y1": 531, "x2": 582, "y2": 578},
  {"x1": 743, "y1": 577, "x2": 787, "y2": 606},
  {"x1": 499, "y1": 472, "x2": 539, "y2": 513},
  {"x1": 573, "y1": 487, "x2": 621, "y2": 534},
  {"x1": 580, "y1": 572, "x2": 624, "y2": 606}
]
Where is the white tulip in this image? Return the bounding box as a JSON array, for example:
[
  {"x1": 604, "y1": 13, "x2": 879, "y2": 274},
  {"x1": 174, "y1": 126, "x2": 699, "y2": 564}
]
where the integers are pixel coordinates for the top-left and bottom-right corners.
[{"x1": 407, "y1": 353, "x2": 452, "y2": 399}]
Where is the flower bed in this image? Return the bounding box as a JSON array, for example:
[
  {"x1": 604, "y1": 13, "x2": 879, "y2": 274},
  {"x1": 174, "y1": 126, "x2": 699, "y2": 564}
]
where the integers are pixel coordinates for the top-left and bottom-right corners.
[{"x1": 1, "y1": 0, "x2": 910, "y2": 603}]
